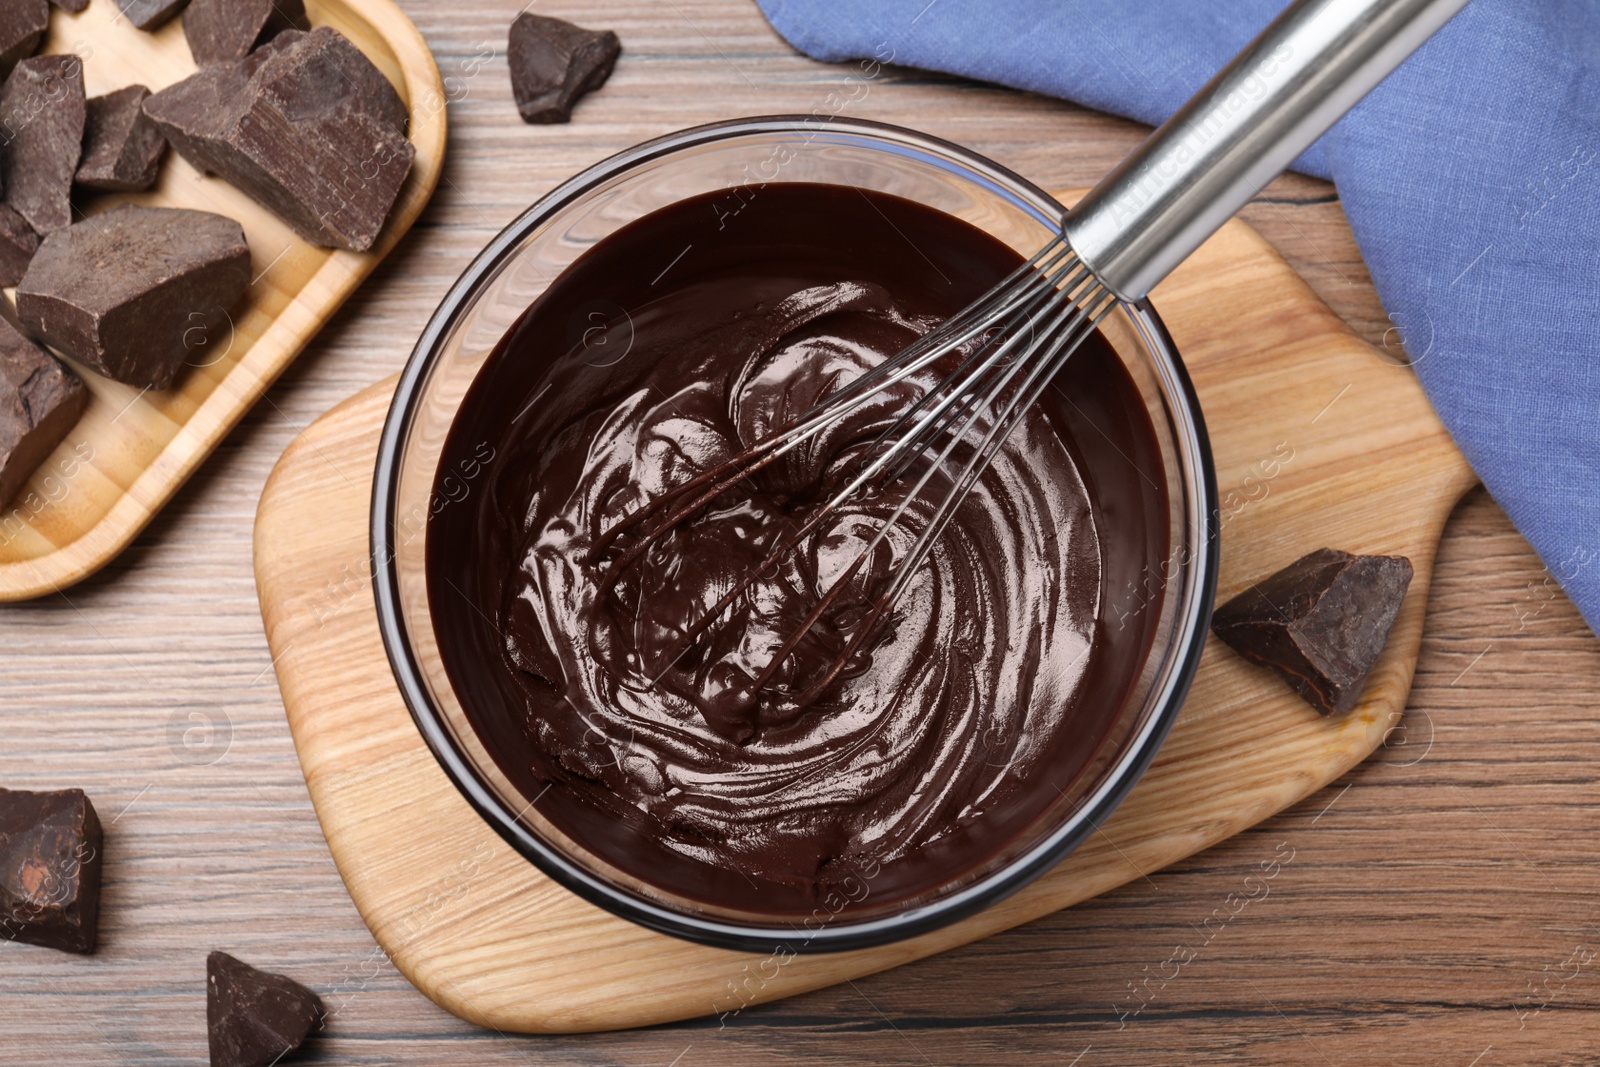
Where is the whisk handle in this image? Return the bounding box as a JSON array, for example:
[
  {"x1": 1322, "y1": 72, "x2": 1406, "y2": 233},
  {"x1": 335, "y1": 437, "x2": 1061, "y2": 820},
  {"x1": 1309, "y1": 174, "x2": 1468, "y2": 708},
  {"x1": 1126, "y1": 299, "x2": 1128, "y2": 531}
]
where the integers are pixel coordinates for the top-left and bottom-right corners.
[{"x1": 1064, "y1": 0, "x2": 1470, "y2": 301}]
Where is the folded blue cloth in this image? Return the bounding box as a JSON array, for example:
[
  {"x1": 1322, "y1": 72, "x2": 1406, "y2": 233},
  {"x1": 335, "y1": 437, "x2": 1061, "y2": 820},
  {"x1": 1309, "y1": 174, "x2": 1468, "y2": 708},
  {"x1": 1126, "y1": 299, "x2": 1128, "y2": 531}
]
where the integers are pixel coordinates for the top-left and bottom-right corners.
[{"x1": 756, "y1": 0, "x2": 1600, "y2": 636}]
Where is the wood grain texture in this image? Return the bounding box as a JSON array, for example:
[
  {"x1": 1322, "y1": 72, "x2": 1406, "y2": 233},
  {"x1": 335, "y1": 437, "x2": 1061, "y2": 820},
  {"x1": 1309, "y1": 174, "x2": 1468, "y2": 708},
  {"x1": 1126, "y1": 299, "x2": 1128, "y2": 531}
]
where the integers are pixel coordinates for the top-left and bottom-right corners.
[
  {"x1": 253, "y1": 202, "x2": 1477, "y2": 1031},
  {"x1": 3, "y1": 1, "x2": 1599, "y2": 1063},
  {"x1": 0, "y1": 0, "x2": 446, "y2": 600}
]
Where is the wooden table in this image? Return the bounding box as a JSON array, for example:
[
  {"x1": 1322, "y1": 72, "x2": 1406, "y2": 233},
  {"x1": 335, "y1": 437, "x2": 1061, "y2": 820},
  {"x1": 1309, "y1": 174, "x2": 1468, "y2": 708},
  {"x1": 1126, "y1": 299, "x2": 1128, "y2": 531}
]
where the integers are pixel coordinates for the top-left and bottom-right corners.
[{"x1": 4, "y1": 2, "x2": 1598, "y2": 1063}]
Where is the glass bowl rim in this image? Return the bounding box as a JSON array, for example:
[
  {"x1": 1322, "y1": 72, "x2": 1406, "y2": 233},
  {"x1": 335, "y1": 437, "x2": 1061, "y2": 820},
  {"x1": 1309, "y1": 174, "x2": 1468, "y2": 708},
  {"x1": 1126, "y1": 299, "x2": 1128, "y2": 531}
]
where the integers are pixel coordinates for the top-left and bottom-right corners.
[{"x1": 370, "y1": 114, "x2": 1220, "y2": 953}]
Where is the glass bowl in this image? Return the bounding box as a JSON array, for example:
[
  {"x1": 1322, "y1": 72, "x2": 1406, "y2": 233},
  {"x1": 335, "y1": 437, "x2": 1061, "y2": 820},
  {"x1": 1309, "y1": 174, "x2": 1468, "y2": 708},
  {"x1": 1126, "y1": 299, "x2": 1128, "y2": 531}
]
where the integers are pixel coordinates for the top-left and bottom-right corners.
[{"x1": 371, "y1": 116, "x2": 1218, "y2": 953}]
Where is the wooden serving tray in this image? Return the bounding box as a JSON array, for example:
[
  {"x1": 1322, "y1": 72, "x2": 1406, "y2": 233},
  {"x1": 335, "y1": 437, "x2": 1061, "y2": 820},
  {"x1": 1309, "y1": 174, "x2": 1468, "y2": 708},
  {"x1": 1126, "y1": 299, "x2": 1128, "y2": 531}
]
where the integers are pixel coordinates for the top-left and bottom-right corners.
[
  {"x1": 0, "y1": 0, "x2": 445, "y2": 600},
  {"x1": 255, "y1": 199, "x2": 1477, "y2": 1033}
]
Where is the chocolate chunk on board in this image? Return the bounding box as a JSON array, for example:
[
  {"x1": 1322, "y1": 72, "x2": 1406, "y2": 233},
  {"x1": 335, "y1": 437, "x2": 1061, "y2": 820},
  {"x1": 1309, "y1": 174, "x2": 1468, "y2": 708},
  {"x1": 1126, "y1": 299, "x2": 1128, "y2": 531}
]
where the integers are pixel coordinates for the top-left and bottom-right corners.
[
  {"x1": 76, "y1": 85, "x2": 167, "y2": 191},
  {"x1": 0, "y1": 787, "x2": 103, "y2": 954},
  {"x1": 145, "y1": 26, "x2": 414, "y2": 252},
  {"x1": 0, "y1": 201, "x2": 36, "y2": 284},
  {"x1": 49, "y1": 0, "x2": 90, "y2": 12},
  {"x1": 117, "y1": 0, "x2": 191, "y2": 30},
  {"x1": 207, "y1": 952, "x2": 325, "y2": 1067},
  {"x1": 509, "y1": 13, "x2": 620, "y2": 124},
  {"x1": 183, "y1": 0, "x2": 308, "y2": 66},
  {"x1": 1211, "y1": 547, "x2": 1414, "y2": 716},
  {"x1": 0, "y1": 306, "x2": 86, "y2": 507},
  {"x1": 0, "y1": 54, "x2": 87, "y2": 234},
  {"x1": 0, "y1": 0, "x2": 46, "y2": 80},
  {"x1": 16, "y1": 204, "x2": 250, "y2": 389}
]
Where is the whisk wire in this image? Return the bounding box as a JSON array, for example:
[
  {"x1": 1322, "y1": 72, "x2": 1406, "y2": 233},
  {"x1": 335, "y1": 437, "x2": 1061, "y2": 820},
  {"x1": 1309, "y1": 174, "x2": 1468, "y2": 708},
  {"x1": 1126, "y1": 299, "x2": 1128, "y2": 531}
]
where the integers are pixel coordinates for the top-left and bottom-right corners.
[
  {"x1": 590, "y1": 234, "x2": 1119, "y2": 707},
  {"x1": 880, "y1": 291, "x2": 1117, "y2": 610},
  {"x1": 744, "y1": 276, "x2": 1112, "y2": 704},
  {"x1": 873, "y1": 261, "x2": 1095, "y2": 485},
  {"x1": 590, "y1": 239, "x2": 1080, "y2": 563},
  {"x1": 801, "y1": 235, "x2": 1077, "y2": 423}
]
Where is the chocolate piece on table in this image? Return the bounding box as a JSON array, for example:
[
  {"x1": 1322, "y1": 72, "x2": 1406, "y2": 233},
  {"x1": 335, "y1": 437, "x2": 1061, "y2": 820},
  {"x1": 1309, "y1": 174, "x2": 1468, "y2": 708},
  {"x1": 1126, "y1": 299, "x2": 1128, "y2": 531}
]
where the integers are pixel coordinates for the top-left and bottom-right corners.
[
  {"x1": 16, "y1": 204, "x2": 250, "y2": 389},
  {"x1": 508, "y1": 13, "x2": 620, "y2": 124},
  {"x1": 144, "y1": 27, "x2": 414, "y2": 252},
  {"x1": 49, "y1": 0, "x2": 89, "y2": 12},
  {"x1": 0, "y1": 202, "x2": 36, "y2": 285},
  {"x1": 0, "y1": 0, "x2": 46, "y2": 79},
  {"x1": 76, "y1": 85, "x2": 167, "y2": 191},
  {"x1": 0, "y1": 788, "x2": 103, "y2": 954},
  {"x1": 207, "y1": 952, "x2": 325, "y2": 1067},
  {"x1": 0, "y1": 307, "x2": 86, "y2": 507},
  {"x1": 117, "y1": 0, "x2": 191, "y2": 30},
  {"x1": 0, "y1": 54, "x2": 86, "y2": 234},
  {"x1": 1211, "y1": 547, "x2": 1414, "y2": 716},
  {"x1": 183, "y1": 0, "x2": 308, "y2": 66}
]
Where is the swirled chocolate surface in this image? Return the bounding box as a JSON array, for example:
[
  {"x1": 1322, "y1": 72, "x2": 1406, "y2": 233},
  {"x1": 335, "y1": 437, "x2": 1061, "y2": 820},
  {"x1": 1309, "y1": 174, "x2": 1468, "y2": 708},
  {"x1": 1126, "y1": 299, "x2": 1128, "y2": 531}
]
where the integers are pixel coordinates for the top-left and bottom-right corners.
[{"x1": 428, "y1": 184, "x2": 1168, "y2": 917}]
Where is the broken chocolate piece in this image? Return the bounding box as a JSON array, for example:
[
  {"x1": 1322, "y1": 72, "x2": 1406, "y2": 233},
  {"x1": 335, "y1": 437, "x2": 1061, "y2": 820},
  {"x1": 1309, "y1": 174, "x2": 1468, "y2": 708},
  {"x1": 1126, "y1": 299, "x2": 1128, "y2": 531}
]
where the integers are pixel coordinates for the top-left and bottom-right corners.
[
  {"x1": 0, "y1": 787, "x2": 103, "y2": 953},
  {"x1": 0, "y1": 0, "x2": 46, "y2": 80},
  {"x1": 0, "y1": 54, "x2": 86, "y2": 234},
  {"x1": 183, "y1": 0, "x2": 308, "y2": 66},
  {"x1": 49, "y1": 0, "x2": 90, "y2": 12},
  {"x1": 0, "y1": 202, "x2": 36, "y2": 284},
  {"x1": 207, "y1": 952, "x2": 324, "y2": 1067},
  {"x1": 145, "y1": 26, "x2": 413, "y2": 251},
  {"x1": 0, "y1": 307, "x2": 86, "y2": 507},
  {"x1": 76, "y1": 85, "x2": 167, "y2": 191},
  {"x1": 16, "y1": 204, "x2": 250, "y2": 389},
  {"x1": 1212, "y1": 547, "x2": 1414, "y2": 715},
  {"x1": 117, "y1": 0, "x2": 191, "y2": 30},
  {"x1": 508, "y1": 13, "x2": 620, "y2": 124}
]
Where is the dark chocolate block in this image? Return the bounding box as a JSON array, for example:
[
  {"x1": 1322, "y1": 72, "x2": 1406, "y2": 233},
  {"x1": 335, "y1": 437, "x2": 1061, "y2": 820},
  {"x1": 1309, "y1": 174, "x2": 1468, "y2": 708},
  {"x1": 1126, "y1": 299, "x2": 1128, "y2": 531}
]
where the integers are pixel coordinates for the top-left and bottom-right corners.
[
  {"x1": 0, "y1": 787, "x2": 103, "y2": 954},
  {"x1": 207, "y1": 952, "x2": 324, "y2": 1067},
  {"x1": 0, "y1": 201, "x2": 36, "y2": 284},
  {"x1": 16, "y1": 204, "x2": 250, "y2": 389},
  {"x1": 0, "y1": 0, "x2": 46, "y2": 80},
  {"x1": 183, "y1": 0, "x2": 307, "y2": 66},
  {"x1": 76, "y1": 85, "x2": 166, "y2": 191},
  {"x1": 1212, "y1": 547, "x2": 1414, "y2": 716},
  {"x1": 49, "y1": 0, "x2": 90, "y2": 12},
  {"x1": 0, "y1": 307, "x2": 86, "y2": 507},
  {"x1": 117, "y1": 0, "x2": 191, "y2": 30},
  {"x1": 0, "y1": 54, "x2": 86, "y2": 234},
  {"x1": 508, "y1": 13, "x2": 620, "y2": 124},
  {"x1": 145, "y1": 26, "x2": 413, "y2": 252}
]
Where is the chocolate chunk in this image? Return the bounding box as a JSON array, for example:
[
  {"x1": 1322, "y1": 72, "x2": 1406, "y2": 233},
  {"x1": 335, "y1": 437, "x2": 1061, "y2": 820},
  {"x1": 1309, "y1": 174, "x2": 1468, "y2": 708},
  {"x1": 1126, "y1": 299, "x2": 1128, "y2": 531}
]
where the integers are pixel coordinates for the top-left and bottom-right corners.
[
  {"x1": 0, "y1": 55, "x2": 87, "y2": 234},
  {"x1": 49, "y1": 0, "x2": 90, "y2": 12},
  {"x1": 0, "y1": 201, "x2": 36, "y2": 284},
  {"x1": 145, "y1": 27, "x2": 413, "y2": 251},
  {"x1": 0, "y1": 788, "x2": 103, "y2": 954},
  {"x1": 16, "y1": 204, "x2": 250, "y2": 389},
  {"x1": 76, "y1": 85, "x2": 166, "y2": 191},
  {"x1": 183, "y1": 0, "x2": 308, "y2": 66},
  {"x1": 1211, "y1": 547, "x2": 1414, "y2": 715},
  {"x1": 0, "y1": 307, "x2": 86, "y2": 507},
  {"x1": 0, "y1": 0, "x2": 46, "y2": 80},
  {"x1": 117, "y1": 0, "x2": 191, "y2": 30},
  {"x1": 508, "y1": 13, "x2": 620, "y2": 124},
  {"x1": 207, "y1": 952, "x2": 324, "y2": 1067}
]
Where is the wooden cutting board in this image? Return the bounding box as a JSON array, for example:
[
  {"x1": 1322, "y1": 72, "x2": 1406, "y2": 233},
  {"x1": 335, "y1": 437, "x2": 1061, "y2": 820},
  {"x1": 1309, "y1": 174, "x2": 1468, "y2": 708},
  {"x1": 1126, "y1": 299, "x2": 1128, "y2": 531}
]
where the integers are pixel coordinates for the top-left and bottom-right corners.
[
  {"x1": 0, "y1": 0, "x2": 445, "y2": 600},
  {"x1": 254, "y1": 196, "x2": 1477, "y2": 1033}
]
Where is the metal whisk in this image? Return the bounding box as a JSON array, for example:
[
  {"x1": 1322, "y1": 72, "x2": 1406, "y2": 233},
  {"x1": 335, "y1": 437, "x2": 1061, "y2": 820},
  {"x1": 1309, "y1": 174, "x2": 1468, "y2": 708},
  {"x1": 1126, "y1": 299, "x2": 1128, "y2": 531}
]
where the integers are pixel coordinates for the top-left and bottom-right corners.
[{"x1": 591, "y1": 0, "x2": 1470, "y2": 708}]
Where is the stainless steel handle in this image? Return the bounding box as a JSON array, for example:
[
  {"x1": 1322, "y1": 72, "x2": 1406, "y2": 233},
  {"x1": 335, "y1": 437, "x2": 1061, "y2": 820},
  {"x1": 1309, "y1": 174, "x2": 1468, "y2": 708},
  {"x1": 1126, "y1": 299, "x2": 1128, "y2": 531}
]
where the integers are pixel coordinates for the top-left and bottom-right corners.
[{"x1": 1064, "y1": 0, "x2": 1470, "y2": 301}]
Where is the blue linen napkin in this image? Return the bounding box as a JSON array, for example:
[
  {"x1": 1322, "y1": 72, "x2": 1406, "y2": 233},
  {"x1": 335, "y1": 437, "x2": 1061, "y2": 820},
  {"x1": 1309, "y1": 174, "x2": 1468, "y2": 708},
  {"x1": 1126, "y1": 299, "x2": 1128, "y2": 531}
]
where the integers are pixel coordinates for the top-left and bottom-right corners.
[{"x1": 756, "y1": 0, "x2": 1600, "y2": 636}]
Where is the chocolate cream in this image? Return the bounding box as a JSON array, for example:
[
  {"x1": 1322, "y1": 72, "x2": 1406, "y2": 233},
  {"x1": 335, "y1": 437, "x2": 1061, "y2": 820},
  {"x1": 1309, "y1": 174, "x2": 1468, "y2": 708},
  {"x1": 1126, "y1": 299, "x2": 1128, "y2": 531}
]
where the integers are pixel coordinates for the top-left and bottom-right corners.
[{"x1": 428, "y1": 183, "x2": 1169, "y2": 917}]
